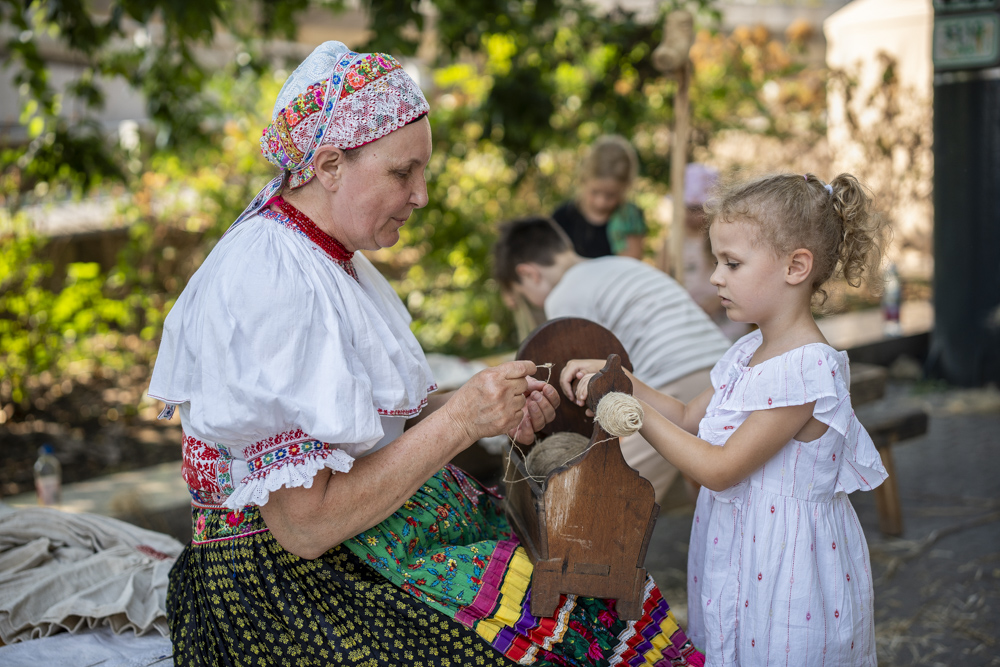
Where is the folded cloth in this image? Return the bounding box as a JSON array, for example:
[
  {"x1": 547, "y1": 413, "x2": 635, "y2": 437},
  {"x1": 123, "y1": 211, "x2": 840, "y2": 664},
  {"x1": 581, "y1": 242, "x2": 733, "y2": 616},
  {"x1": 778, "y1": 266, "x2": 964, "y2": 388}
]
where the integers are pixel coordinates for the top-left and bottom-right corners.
[
  {"x1": 0, "y1": 506, "x2": 183, "y2": 644},
  {"x1": 0, "y1": 625, "x2": 173, "y2": 667}
]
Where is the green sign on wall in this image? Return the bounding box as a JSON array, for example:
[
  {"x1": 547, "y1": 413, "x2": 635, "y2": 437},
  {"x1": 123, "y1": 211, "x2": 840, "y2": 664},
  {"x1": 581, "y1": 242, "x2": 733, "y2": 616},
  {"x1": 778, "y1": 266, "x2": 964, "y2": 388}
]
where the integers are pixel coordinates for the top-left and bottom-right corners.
[
  {"x1": 933, "y1": 0, "x2": 999, "y2": 13},
  {"x1": 933, "y1": 12, "x2": 1000, "y2": 70}
]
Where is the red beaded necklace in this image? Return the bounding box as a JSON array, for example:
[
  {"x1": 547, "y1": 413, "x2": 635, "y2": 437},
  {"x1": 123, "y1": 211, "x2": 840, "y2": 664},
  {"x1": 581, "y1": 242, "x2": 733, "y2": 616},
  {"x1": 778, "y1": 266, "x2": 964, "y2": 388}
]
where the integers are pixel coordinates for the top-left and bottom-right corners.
[{"x1": 274, "y1": 196, "x2": 354, "y2": 263}]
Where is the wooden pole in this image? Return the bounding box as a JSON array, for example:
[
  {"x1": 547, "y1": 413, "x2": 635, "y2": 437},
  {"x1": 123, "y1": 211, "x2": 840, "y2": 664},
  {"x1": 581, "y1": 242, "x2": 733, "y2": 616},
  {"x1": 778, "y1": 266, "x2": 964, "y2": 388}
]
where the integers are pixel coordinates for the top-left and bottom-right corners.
[
  {"x1": 668, "y1": 61, "x2": 690, "y2": 284},
  {"x1": 651, "y1": 10, "x2": 693, "y2": 282}
]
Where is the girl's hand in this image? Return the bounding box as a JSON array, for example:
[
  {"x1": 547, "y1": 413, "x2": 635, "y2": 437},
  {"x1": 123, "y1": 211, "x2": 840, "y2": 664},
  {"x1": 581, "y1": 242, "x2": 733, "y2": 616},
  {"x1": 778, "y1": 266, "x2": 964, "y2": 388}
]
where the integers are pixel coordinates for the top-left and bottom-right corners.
[
  {"x1": 559, "y1": 359, "x2": 606, "y2": 404},
  {"x1": 573, "y1": 373, "x2": 597, "y2": 408}
]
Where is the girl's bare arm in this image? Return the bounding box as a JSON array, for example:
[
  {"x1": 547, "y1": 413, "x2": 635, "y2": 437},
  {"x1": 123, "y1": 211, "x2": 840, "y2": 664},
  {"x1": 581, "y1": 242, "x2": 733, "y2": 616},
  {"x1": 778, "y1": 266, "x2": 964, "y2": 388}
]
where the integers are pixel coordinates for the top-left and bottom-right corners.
[
  {"x1": 637, "y1": 401, "x2": 817, "y2": 491},
  {"x1": 626, "y1": 375, "x2": 713, "y2": 434},
  {"x1": 562, "y1": 358, "x2": 713, "y2": 433}
]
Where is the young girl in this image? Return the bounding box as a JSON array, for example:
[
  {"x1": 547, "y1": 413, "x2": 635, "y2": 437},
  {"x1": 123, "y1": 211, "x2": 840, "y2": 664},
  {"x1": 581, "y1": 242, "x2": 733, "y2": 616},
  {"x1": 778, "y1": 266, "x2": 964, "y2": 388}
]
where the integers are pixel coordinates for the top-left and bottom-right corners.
[
  {"x1": 561, "y1": 172, "x2": 890, "y2": 666},
  {"x1": 551, "y1": 135, "x2": 648, "y2": 259}
]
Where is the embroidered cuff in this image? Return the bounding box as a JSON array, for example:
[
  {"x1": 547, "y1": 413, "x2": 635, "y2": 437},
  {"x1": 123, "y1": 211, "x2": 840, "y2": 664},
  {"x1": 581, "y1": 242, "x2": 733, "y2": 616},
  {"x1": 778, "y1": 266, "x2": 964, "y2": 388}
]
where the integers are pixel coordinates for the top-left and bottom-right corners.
[{"x1": 224, "y1": 439, "x2": 354, "y2": 510}]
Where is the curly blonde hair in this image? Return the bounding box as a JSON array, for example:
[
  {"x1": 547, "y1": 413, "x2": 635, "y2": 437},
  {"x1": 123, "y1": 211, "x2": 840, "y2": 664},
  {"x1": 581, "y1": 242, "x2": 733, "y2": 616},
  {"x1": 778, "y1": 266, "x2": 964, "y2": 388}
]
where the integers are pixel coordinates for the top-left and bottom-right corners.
[{"x1": 704, "y1": 172, "x2": 891, "y2": 303}]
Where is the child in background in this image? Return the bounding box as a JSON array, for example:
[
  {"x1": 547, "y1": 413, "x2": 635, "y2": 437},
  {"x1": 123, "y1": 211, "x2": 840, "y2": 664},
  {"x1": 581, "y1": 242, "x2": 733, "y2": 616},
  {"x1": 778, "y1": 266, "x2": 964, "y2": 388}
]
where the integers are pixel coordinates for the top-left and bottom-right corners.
[
  {"x1": 562, "y1": 173, "x2": 890, "y2": 666},
  {"x1": 551, "y1": 135, "x2": 647, "y2": 259}
]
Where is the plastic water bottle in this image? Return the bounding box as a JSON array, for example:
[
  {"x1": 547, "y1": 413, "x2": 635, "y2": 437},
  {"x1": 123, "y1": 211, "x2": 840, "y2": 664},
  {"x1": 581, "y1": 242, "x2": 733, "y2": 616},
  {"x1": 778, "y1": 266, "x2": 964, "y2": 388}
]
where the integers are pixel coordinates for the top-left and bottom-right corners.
[
  {"x1": 33, "y1": 443, "x2": 62, "y2": 506},
  {"x1": 882, "y1": 262, "x2": 902, "y2": 337}
]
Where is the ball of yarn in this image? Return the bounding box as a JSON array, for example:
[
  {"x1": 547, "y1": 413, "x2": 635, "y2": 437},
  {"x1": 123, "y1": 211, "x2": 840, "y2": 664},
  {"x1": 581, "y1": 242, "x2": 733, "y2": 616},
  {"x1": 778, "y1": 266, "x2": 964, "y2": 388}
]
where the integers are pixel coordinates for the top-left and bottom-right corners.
[
  {"x1": 525, "y1": 432, "x2": 591, "y2": 477},
  {"x1": 595, "y1": 392, "x2": 644, "y2": 437}
]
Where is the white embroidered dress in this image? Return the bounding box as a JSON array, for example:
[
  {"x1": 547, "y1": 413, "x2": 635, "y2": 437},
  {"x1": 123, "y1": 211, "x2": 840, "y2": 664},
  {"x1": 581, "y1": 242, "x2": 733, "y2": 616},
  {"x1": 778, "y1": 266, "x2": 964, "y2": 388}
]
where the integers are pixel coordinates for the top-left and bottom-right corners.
[
  {"x1": 148, "y1": 209, "x2": 436, "y2": 510},
  {"x1": 687, "y1": 331, "x2": 886, "y2": 666}
]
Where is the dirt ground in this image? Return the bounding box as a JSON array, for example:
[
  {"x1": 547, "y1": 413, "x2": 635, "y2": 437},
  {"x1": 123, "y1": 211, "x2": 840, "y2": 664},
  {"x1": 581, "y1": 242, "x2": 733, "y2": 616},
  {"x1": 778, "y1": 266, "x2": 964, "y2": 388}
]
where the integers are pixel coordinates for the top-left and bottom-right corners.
[{"x1": 0, "y1": 371, "x2": 181, "y2": 498}]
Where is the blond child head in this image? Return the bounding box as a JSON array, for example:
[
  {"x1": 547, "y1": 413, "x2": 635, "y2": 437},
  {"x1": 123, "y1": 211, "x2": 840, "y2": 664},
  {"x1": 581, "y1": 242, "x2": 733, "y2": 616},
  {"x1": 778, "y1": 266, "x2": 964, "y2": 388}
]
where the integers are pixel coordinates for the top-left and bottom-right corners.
[{"x1": 576, "y1": 135, "x2": 639, "y2": 223}]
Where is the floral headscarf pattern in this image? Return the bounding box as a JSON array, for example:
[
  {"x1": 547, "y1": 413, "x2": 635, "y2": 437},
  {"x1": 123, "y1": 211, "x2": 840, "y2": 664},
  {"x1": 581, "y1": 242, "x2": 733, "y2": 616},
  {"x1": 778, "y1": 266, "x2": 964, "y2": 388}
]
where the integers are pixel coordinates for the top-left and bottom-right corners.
[{"x1": 230, "y1": 41, "x2": 429, "y2": 231}]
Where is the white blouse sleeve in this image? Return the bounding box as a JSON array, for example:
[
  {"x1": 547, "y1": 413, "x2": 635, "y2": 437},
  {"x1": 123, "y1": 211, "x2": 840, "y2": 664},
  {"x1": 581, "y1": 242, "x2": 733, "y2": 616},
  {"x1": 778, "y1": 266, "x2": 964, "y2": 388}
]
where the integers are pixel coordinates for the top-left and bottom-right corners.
[{"x1": 150, "y1": 216, "x2": 437, "y2": 509}]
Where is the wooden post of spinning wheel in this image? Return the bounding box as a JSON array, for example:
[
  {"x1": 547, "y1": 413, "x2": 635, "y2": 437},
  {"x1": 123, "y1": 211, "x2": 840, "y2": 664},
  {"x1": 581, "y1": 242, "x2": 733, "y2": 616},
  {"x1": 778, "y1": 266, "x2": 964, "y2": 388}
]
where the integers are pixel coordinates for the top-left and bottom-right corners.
[{"x1": 505, "y1": 318, "x2": 658, "y2": 620}]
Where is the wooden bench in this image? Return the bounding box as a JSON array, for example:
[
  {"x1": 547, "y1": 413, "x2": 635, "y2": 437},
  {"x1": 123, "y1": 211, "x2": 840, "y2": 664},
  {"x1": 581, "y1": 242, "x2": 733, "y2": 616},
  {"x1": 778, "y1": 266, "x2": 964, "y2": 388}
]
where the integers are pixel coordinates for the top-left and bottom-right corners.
[{"x1": 850, "y1": 363, "x2": 929, "y2": 537}]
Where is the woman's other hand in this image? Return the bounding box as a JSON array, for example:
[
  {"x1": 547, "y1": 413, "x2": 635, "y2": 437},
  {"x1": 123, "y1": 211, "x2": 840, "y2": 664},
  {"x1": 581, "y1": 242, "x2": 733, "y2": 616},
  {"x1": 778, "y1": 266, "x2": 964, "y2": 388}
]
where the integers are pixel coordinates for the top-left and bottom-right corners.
[
  {"x1": 509, "y1": 377, "x2": 560, "y2": 444},
  {"x1": 559, "y1": 359, "x2": 606, "y2": 404},
  {"x1": 444, "y1": 360, "x2": 537, "y2": 443}
]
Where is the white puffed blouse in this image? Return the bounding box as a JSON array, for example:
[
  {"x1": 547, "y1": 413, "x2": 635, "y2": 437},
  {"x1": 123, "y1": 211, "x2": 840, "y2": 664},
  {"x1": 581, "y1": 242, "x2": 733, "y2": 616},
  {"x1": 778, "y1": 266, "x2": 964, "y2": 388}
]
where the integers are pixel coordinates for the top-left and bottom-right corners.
[{"x1": 148, "y1": 209, "x2": 437, "y2": 509}]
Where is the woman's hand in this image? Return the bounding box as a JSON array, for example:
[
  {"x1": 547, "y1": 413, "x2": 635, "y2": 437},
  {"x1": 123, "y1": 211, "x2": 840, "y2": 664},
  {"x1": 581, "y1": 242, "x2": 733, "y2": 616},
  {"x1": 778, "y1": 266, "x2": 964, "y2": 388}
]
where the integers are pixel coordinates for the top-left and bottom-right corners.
[
  {"x1": 509, "y1": 377, "x2": 560, "y2": 444},
  {"x1": 559, "y1": 359, "x2": 607, "y2": 405},
  {"x1": 443, "y1": 360, "x2": 538, "y2": 443}
]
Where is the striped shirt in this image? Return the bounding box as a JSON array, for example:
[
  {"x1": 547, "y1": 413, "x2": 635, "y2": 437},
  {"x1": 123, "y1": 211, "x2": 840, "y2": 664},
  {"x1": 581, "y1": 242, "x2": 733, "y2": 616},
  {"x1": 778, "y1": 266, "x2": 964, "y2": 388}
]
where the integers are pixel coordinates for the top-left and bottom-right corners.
[{"x1": 545, "y1": 256, "x2": 732, "y2": 388}]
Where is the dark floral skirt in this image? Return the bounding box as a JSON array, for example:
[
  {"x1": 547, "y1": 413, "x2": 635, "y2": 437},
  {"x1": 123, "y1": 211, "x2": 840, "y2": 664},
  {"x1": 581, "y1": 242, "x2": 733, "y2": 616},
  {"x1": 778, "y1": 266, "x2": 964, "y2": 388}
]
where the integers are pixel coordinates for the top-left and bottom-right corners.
[{"x1": 168, "y1": 465, "x2": 704, "y2": 666}]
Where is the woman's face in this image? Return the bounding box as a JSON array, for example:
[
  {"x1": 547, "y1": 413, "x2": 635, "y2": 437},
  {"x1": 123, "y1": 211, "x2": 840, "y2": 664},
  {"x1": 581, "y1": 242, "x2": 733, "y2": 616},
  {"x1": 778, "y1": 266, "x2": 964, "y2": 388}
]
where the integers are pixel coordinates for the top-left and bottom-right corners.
[
  {"x1": 333, "y1": 117, "x2": 432, "y2": 252},
  {"x1": 579, "y1": 177, "x2": 628, "y2": 224}
]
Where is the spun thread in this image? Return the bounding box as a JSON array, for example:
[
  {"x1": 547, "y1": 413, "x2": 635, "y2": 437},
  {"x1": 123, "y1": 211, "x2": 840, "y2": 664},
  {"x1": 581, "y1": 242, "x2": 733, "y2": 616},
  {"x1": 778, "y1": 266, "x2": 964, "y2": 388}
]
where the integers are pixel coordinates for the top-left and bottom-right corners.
[{"x1": 594, "y1": 392, "x2": 644, "y2": 438}]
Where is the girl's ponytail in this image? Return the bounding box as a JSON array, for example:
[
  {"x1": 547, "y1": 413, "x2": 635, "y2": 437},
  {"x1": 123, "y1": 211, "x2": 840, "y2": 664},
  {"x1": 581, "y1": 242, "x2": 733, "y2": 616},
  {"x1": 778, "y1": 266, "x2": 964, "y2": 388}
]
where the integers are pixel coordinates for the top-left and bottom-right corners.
[{"x1": 829, "y1": 173, "x2": 892, "y2": 294}]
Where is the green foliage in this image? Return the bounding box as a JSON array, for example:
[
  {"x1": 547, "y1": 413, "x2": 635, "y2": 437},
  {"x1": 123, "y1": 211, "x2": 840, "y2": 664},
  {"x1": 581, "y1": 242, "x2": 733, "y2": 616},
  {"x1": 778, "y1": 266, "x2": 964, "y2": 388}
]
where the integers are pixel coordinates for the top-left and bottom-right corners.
[
  {"x1": 688, "y1": 24, "x2": 826, "y2": 142},
  {"x1": 373, "y1": 0, "x2": 782, "y2": 356},
  {"x1": 0, "y1": 220, "x2": 49, "y2": 405},
  {"x1": 0, "y1": 220, "x2": 143, "y2": 409},
  {"x1": 0, "y1": 60, "x2": 277, "y2": 413},
  {"x1": 1, "y1": 0, "x2": 720, "y2": 199}
]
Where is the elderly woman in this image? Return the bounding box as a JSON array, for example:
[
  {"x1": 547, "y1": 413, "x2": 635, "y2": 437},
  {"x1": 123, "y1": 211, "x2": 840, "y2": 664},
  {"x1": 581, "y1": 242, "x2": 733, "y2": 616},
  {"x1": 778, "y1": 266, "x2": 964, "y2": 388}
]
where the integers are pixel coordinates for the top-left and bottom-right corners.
[{"x1": 149, "y1": 42, "x2": 704, "y2": 666}]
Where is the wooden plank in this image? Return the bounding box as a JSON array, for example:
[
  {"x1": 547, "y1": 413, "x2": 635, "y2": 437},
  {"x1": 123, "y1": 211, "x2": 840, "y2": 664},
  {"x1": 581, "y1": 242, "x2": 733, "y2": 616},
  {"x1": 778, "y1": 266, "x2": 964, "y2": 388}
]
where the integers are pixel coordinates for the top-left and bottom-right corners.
[
  {"x1": 846, "y1": 332, "x2": 930, "y2": 368},
  {"x1": 856, "y1": 406, "x2": 930, "y2": 449},
  {"x1": 873, "y1": 448, "x2": 904, "y2": 536},
  {"x1": 510, "y1": 319, "x2": 658, "y2": 621},
  {"x1": 529, "y1": 354, "x2": 657, "y2": 620},
  {"x1": 537, "y1": 437, "x2": 654, "y2": 618},
  {"x1": 850, "y1": 362, "x2": 888, "y2": 406},
  {"x1": 854, "y1": 404, "x2": 930, "y2": 537}
]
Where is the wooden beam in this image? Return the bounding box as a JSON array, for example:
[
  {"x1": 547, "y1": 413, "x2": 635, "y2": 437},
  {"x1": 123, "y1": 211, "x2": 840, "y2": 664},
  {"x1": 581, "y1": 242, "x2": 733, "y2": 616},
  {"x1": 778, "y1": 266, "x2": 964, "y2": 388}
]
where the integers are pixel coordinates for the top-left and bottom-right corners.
[{"x1": 668, "y1": 61, "x2": 690, "y2": 284}]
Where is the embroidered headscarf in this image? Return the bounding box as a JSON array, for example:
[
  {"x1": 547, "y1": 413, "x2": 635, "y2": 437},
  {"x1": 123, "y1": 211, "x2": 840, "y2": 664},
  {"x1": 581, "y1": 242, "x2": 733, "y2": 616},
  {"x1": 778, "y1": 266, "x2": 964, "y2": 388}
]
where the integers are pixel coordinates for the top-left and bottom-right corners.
[{"x1": 232, "y1": 41, "x2": 429, "y2": 229}]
